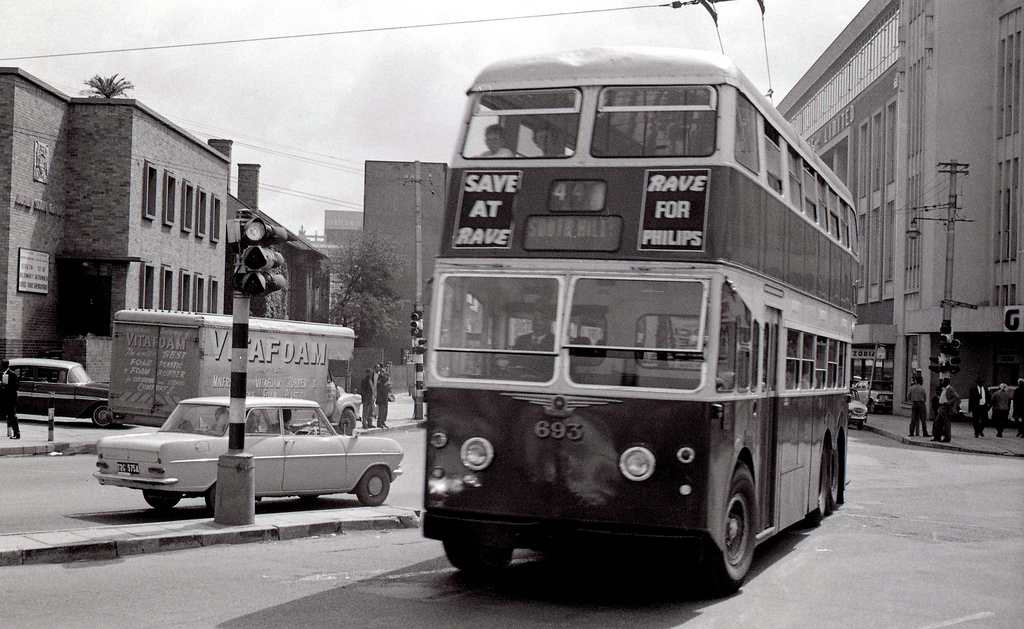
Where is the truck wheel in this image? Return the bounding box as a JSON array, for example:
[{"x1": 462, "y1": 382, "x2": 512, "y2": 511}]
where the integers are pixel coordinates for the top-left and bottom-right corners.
[
  {"x1": 355, "y1": 467, "x2": 390, "y2": 506},
  {"x1": 91, "y1": 404, "x2": 113, "y2": 428},
  {"x1": 443, "y1": 539, "x2": 513, "y2": 573},
  {"x1": 702, "y1": 465, "x2": 756, "y2": 596},
  {"x1": 339, "y1": 408, "x2": 357, "y2": 435},
  {"x1": 143, "y1": 490, "x2": 181, "y2": 511}
]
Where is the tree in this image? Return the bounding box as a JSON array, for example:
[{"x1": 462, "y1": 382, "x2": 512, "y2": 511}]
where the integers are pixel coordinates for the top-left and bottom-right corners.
[
  {"x1": 81, "y1": 74, "x2": 135, "y2": 98},
  {"x1": 329, "y1": 227, "x2": 406, "y2": 345}
]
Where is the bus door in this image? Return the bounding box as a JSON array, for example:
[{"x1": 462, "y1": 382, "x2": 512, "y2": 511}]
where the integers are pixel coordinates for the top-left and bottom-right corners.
[{"x1": 758, "y1": 308, "x2": 781, "y2": 534}]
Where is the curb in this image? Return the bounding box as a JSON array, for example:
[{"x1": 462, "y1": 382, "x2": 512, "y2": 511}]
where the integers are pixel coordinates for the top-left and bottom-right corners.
[
  {"x1": 0, "y1": 508, "x2": 421, "y2": 567},
  {"x1": 862, "y1": 423, "x2": 1024, "y2": 457}
]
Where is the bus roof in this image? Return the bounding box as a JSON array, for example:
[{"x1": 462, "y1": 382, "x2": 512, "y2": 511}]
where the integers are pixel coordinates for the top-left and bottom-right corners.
[{"x1": 468, "y1": 47, "x2": 852, "y2": 202}]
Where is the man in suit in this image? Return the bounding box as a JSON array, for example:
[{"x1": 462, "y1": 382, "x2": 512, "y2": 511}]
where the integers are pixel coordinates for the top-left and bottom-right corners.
[{"x1": 968, "y1": 377, "x2": 990, "y2": 438}]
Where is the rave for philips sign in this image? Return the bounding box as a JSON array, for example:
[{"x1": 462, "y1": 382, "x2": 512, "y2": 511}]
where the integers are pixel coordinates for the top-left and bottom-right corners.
[{"x1": 638, "y1": 169, "x2": 710, "y2": 252}]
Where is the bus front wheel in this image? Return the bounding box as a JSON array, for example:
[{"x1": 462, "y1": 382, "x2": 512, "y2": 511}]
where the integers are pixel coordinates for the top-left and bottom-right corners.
[
  {"x1": 443, "y1": 539, "x2": 512, "y2": 574},
  {"x1": 704, "y1": 465, "x2": 756, "y2": 596}
]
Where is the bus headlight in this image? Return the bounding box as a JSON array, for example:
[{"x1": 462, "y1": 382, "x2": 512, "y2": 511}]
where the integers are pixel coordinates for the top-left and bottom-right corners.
[
  {"x1": 619, "y1": 446, "x2": 656, "y2": 481},
  {"x1": 460, "y1": 437, "x2": 494, "y2": 471}
]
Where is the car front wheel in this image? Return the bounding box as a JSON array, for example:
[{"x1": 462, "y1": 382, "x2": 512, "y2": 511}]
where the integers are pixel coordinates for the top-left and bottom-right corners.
[
  {"x1": 143, "y1": 490, "x2": 181, "y2": 511},
  {"x1": 355, "y1": 467, "x2": 391, "y2": 506}
]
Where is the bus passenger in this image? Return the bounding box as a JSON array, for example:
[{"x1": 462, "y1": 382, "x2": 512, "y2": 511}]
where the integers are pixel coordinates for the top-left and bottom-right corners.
[{"x1": 479, "y1": 125, "x2": 513, "y2": 158}]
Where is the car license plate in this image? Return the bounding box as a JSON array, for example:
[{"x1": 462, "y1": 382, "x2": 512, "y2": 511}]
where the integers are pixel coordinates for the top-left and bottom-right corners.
[{"x1": 117, "y1": 462, "x2": 140, "y2": 475}]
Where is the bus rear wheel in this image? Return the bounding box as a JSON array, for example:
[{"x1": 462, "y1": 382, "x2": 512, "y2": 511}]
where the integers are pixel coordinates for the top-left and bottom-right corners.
[
  {"x1": 703, "y1": 465, "x2": 756, "y2": 596},
  {"x1": 806, "y1": 444, "x2": 837, "y2": 526},
  {"x1": 443, "y1": 539, "x2": 513, "y2": 574}
]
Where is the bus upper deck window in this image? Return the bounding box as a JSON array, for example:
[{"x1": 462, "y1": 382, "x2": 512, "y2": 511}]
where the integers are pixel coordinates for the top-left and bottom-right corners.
[
  {"x1": 592, "y1": 86, "x2": 717, "y2": 158},
  {"x1": 462, "y1": 89, "x2": 581, "y2": 159}
]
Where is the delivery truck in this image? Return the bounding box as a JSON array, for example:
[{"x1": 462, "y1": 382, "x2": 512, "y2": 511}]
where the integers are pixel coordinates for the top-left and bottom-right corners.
[{"x1": 108, "y1": 310, "x2": 361, "y2": 429}]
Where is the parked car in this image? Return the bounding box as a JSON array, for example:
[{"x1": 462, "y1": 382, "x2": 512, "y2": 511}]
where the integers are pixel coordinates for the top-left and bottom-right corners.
[
  {"x1": 93, "y1": 397, "x2": 403, "y2": 511},
  {"x1": 848, "y1": 396, "x2": 868, "y2": 430},
  {"x1": 7, "y1": 358, "x2": 113, "y2": 427},
  {"x1": 852, "y1": 379, "x2": 893, "y2": 414}
]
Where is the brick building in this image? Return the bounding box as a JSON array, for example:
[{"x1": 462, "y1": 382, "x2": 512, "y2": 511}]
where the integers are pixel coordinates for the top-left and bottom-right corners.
[{"x1": 1, "y1": 68, "x2": 329, "y2": 378}]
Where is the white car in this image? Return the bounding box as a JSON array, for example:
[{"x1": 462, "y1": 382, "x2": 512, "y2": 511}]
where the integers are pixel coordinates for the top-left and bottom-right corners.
[{"x1": 93, "y1": 397, "x2": 403, "y2": 511}]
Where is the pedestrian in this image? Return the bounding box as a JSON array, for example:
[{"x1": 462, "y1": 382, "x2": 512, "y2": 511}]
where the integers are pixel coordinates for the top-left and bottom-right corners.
[
  {"x1": 359, "y1": 368, "x2": 375, "y2": 429},
  {"x1": 375, "y1": 372, "x2": 392, "y2": 429},
  {"x1": 908, "y1": 375, "x2": 929, "y2": 437},
  {"x1": 968, "y1": 376, "x2": 990, "y2": 438},
  {"x1": 1, "y1": 359, "x2": 20, "y2": 440},
  {"x1": 1014, "y1": 379, "x2": 1024, "y2": 438},
  {"x1": 990, "y1": 383, "x2": 1012, "y2": 437},
  {"x1": 932, "y1": 381, "x2": 958, "y2": 443}
]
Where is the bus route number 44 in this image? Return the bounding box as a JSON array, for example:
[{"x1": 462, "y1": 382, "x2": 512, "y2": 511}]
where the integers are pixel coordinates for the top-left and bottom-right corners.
[{"x1": 534, "y1": 420, "x2": 584, "y2": 441}]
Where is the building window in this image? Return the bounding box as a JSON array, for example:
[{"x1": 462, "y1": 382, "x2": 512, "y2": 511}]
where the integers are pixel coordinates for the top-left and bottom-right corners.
[
  {"x1": 143, "y1": 162, "x2": 159, "y2": 220},
  {"x1": 885, "y1": 101, "x2": 897, "y2": 183},
  {"x1": 181, "y1": 182, "x2": 195, "y2": 233},
  {"x1": 884, "y1": 200, "x2": 895, "y2": 281},
  {"x1": 195, "y1": 275, "x2": 205, "y2": 313},
  {"x1": 196, "y1": 189, "x2": 208, "y2": 238},
  {"x1": 141, "y1": 264, "x2": 156, "y2": 309},
  {"x1": 209, "y1": 279, "x2": 219, "y2": 314},
  {"x1": 872, "y1": 112, "x2": 882, "y2": 192},
  {"x1": 180, "y1": 271, "x2": 192, "y2": 312},
  {"x1": 160, "y1": 266, "x2": 174, "y2": 310},
  {"x1": 998, "y1": 158, "x2": 1020, "y2": 262},
  {"x1": 211, "y1": 196, "x2": 222, "y2": 242},
  {"x1": 998, "y1": 10, "x2": 1023, "y2": 138},
  {"x1": 163, "y1": 172, "x2": 177, "y2": 226}
]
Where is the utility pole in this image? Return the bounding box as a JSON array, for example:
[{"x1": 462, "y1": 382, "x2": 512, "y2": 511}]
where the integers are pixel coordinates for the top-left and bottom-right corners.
[
  {"x1": 936, "y1": 161, "x2": 969, "y2": 385},
  {"x1": 413, "y1": 161, "x2": 425, "y2": 421}
]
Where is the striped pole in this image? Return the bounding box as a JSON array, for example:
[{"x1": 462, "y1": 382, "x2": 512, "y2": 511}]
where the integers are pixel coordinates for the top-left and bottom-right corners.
[
  {"x1": 214, "y1": 291, "x2": 255, "y2": 525},
  {"x1": 228, "y1": 293, "x2": 249, "y2": 451}
]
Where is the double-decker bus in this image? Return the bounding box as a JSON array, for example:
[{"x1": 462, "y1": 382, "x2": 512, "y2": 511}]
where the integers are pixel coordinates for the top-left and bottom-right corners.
[{"x1": 422, "y1": 47, "x2": 858, "y2": 595}]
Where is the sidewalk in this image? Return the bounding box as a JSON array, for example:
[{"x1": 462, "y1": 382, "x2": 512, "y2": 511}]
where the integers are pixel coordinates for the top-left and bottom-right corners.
[
  {"x1": 860, "y1": 410, "x2": 1024, "y2": 457},
  {"x1": 0, "y1": 394, "x2": 425, "y2": 568}
]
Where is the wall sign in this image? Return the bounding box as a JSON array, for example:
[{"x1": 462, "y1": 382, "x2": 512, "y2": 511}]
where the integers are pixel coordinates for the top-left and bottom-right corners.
[{"x1": 18, "y1": 248, "x2": 49, "y2": 294}]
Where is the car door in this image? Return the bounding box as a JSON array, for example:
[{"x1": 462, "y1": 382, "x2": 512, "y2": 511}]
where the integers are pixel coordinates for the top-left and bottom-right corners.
[
  {"x1": 282, "y1": 407, "x2": 346, "y2": 493},
  {"x1": 35, "y1": 365, "x2": 83, "y2": 418},
  {"x1": 244, "y1": 408, "x2": 286, "y2": 494},
  {"x1": 9, "y1": 366, "x2": 40, "y2": 415}
]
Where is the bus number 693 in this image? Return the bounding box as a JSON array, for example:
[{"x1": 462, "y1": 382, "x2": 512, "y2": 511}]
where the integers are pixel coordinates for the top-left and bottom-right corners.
[{"x1": 534, "y1": 420, "x2": 584, "y2": 440}]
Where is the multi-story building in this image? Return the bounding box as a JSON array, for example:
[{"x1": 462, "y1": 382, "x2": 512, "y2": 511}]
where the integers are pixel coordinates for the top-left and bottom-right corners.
[
  {"x1": 780, "y1": 0, "x2": 1024, "y2": 410},
  {"x1": 1, "y1": 68, "x2": 328, "y2": 379}
]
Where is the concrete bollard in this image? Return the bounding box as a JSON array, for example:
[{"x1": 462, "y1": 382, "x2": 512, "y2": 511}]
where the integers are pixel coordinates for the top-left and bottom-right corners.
[
  {"x1": 48, "y1": 392, "x2": 55, "y2": 442},
  {"x1": 213, "y1": 452, "x2": 255, "y2": 525}
]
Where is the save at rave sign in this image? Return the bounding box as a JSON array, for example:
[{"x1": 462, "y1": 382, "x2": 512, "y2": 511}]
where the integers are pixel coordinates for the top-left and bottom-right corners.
[
  {"x1": 453, "y1": 170, "x2": 522, "y2": 248},
  {"x1": 638, "y1": 169, "x2": 710, "y2": 252}
]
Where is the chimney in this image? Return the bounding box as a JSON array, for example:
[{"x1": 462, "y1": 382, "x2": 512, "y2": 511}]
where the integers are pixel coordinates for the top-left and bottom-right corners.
[
  {"x1": 207, "y1": 138, "x2": 233, "y2": 160},
  {"x1": 237, "y1": 163, "x2": 260, "y2": 209}
]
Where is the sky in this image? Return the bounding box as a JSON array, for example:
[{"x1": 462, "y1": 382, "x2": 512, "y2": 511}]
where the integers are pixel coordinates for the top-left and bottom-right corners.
[{"x1": 2, "y1": 0, "x2": 870, "y2": 237}]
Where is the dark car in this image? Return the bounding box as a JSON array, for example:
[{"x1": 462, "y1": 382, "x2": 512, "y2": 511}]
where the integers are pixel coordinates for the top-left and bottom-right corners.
[{"x1": 8, "y1": 358, "x2": 113, "y2": 427}]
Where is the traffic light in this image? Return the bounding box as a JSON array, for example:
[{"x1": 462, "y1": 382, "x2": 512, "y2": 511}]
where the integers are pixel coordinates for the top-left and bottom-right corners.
[
  {"x1": 413, "y1": 337, "x2": 427, "y2": 354},
  {"x1": 930, "y1": 319, "x2": 961, "y2": 376},
  {"x1": 410, "y1": 310, "x2": 423, "y2": 338},
  {"x1": 230, "y1": 217, "x2": 288, "y2": 296}
]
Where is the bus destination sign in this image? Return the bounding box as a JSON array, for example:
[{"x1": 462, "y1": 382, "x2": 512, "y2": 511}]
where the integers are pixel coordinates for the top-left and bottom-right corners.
[
  {"x1": 638, "y1": 169, "x2": 710, "y2": 252},
  {"x1": 453, "y1": 170, "x2": 522, "y2": 249}
]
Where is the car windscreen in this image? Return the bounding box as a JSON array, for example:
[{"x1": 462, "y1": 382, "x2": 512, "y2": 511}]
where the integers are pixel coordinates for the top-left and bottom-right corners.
[{"x1": 160, "y1": 404, "x2": 230, "y2": 436}]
